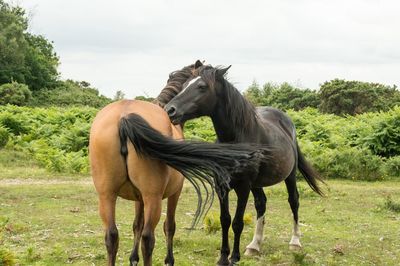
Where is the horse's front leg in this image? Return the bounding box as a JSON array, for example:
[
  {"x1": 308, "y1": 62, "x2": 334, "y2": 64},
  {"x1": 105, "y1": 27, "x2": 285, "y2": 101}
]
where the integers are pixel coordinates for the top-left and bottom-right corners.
[
  {"x1": 217, "y1": 192, "x2": 231, "y2": 266},
  {"x1": 230, "y1": 183, "x2": 250, "y2": 265},
  {"x1": 245, "y1": 187, "x2": 267, "y2": 256}
]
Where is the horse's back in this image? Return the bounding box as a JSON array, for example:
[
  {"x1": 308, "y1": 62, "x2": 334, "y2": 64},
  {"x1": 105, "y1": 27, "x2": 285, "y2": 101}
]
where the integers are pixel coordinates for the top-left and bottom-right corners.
[
  {"x1": 90, "y1": 100, "x2": 184, "y2": 201},
  {"x1": 92, "y1": 100, "x2": 175, "y2": 136},
  {"x1": 256, "y1": 106, "x2": 296, "y2": 141}
]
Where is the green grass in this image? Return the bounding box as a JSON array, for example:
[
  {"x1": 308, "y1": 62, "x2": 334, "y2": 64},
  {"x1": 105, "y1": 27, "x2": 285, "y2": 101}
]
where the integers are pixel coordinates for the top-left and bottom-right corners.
[
  {"x1": 0, "y1": 150, "x2": 88, "y2": 181},
  {"x1": 1, "y1": 177, "x2": 400, "y2": 265},
  {"x1": 384, "y1": 196, "x2": 400, "y2": 213}
]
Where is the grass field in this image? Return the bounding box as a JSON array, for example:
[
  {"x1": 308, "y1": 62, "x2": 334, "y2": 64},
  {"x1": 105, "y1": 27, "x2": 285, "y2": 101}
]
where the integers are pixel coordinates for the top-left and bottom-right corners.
[{"x1": 1, "y1": 167, "x2": 400, "y2": 266}]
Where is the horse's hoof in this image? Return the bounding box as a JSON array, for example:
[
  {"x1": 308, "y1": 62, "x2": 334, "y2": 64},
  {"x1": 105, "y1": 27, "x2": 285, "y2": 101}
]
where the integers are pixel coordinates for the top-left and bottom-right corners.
[
  {"x1": 217, "y1": 258, "x2": 230, "y2": 266},
  {"x1": 289, "y1": 235, "x2": 302, "y2": 250},
  {"x1": 244, "y1": 247, "x2": 260, "y2": 256},
  {"x1": 289, "y1": 244, "x2": 302, "y2": 250},
  {"x1": 229, "y1": 259, "x2": 240, "y2": 266}
]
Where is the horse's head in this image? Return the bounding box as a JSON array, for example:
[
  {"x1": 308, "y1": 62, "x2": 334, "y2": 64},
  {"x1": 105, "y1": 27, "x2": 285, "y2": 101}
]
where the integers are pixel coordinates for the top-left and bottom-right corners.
[
  {"x1": 165, "y1": 65, "x2": 231, "y2": 125},
  {"x1": 154, "y1": 60, "x2": 204, "y2": 108}
]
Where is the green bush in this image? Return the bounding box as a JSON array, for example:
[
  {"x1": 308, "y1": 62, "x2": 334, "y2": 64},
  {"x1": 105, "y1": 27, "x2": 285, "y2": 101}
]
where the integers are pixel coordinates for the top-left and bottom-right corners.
[
  {"x1": 384, "y1": 196, "x2": 400, "y2": 213},
  {"x1": 0, "y1": 247, "x2": 15, "y2": 266},
  {"x1": 0, "y1": 113, "x2": 29, "y2": 135},
  {"x1": 319, "y1": 79, "x2": 400, "y2": 115},
  {"x1": 244, "y1": 81, "x2": 320, "y2": 111},
  {"x1": 0, "y1": 82, "x2": 32, "y2": 106},
  {"x1": 204, "y1": 212, "x2": 221, "y2": 234},
  {"x1": 0, "y1": 105, "x2": 97, "y2": 173},
  {"x1": 184, "y1": 117, "x2": 216, "y2": 142},
  {"x1": 290, "y1": 108, "x2": 388, "y2": 181},
  {"x1": 0, "y1": 105, "x2": 398, "y2": 179},
  {"x1": 30, "y1": 80, "x2": 111, "y2": 108},
  {"x1": 0, "y1": 126, "x2": 9, "y2": 148},
  {"x1": 359, "y1": 108, "x2": 400, "y2": 157},
  {"x1": 300, "y1": 141, "x2": 385, "y2": 181},
  {"x1": 384, "y1": 156, "x2": 400, "y2": 178}
]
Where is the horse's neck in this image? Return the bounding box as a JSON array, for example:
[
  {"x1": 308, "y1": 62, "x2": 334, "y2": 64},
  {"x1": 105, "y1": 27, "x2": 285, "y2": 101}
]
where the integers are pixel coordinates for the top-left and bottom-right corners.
[
  {"x1": 211, "y1": 108, "x2": 237, "y2": 142},
  {"x1": 211, "y1": 89, "x2": 259, "y2": 142}
]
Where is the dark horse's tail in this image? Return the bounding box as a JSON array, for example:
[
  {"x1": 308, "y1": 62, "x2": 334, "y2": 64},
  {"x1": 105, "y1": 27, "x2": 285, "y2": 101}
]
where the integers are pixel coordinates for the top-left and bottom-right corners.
[
  {"x1": 119, "y1": 113, "x2": 265, "y2": 226},
  {"x1": 297, "y1": 143, "x2": 325, "y2": 196}
]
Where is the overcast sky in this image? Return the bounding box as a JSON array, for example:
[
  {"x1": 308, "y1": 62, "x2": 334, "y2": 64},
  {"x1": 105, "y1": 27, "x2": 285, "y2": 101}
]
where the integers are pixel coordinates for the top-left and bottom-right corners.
[{"x1": 19, "y1": 0, "x2": 400, "y2": 99}]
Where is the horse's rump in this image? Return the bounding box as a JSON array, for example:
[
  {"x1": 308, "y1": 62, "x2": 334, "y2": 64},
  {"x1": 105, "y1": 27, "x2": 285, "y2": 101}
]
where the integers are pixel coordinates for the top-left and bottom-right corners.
[{"x1": 90, "y1": 100, "x2": 184, "y2": 201}]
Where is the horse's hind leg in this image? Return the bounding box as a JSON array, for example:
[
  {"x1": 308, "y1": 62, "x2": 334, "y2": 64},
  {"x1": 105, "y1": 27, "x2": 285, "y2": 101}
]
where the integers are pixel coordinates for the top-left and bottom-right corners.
[
  {"x1": 164, "y1": 189, "x2": 181, "y2": 266},
  {"x1": 130, "y1": 201, "x2": 144, "y2": 266},
  {"x1": 141, "y1": 196, "x2": 162, "y2": 266},
  {"x1": 230, "y1": 183, "x2": 250, "y2": 265},
  {"x1": 99, "y1": 194, "x2": 119, "y2": 266},
  {"x1": 245, "y1": 187, "x2": 267, "y2": 256},
  {"x1": 285, "y1": 172, "x2": 302, "y2": 249}
]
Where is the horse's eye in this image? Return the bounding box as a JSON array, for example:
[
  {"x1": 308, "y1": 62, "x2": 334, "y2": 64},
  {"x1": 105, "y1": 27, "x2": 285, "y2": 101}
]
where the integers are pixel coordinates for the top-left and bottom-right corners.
[{"x1": 199, "y1": 86, "x2": 207, "y2": 92}]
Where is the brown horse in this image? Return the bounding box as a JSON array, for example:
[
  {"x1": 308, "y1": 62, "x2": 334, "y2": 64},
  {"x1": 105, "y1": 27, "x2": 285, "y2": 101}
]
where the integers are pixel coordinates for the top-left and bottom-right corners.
[{"x1": 89, "y1": 63, "x2": 268, "y2": 266}]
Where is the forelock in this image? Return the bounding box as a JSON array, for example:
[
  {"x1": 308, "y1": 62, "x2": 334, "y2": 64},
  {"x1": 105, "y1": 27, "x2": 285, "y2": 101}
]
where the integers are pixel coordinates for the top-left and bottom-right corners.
[{"x1": 198, "y1": 65, "x2": 217, "y2": 88}]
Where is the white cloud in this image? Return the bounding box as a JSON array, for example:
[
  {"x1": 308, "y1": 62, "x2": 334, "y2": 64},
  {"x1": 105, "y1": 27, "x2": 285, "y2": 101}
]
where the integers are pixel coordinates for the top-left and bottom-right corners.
[{"x1": 19, "y1": 0, "x2": 400, "y2": 98}]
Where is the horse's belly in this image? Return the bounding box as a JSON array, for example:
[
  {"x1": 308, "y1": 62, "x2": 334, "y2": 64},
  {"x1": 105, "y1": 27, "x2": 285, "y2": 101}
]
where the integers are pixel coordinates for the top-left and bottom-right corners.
[
  {"x1": 162, "y1": 170, "x2": 184, "y2": 199},
  {"x1": 252, "y1": 153, "x2": 296, "y2": 187},
  {"x1": 254, "y1": 175, "x2": 285, "y2": 187}
]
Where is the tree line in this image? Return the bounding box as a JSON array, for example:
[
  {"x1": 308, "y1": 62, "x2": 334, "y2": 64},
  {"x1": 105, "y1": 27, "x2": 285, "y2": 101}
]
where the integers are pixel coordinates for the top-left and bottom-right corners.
[{"x1": 244, "y1": 79, "x2": 400, "y2": 115}]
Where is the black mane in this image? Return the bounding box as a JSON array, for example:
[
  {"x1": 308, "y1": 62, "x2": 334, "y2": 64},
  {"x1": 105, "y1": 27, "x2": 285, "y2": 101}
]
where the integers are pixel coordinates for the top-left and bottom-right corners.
[{"x1": 154, "y1": 64, "x2": 194, "y2": 107}]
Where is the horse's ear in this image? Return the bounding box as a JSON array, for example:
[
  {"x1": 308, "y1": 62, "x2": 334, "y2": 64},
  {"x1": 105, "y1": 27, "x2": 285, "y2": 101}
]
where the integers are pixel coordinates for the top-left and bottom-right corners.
[
  {"x1": 194, "y1": 60, "x2": 203, "y2": 69},
  {"x1": 216, "y1": 65, "x2": 231, "y2": 78}
]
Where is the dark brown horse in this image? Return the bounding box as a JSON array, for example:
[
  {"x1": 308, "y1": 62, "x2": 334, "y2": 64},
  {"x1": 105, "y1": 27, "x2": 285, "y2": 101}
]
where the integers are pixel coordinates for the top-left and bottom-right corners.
[
  {"x1": 165, "y1": 64, "x2": 325, "y2": 265},
  {"x1": 89, "y1": 63, "x2": 268, "y2": 266}
]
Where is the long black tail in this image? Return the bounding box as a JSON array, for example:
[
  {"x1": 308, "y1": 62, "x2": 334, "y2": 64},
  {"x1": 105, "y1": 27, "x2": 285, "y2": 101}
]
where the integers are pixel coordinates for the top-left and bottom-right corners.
[
  {"x1": 119, "y1": 113, "x2": 266, "y2": 226},
  {"x1": 297, "y1": 143, "x2": 325, "y2": 196}
]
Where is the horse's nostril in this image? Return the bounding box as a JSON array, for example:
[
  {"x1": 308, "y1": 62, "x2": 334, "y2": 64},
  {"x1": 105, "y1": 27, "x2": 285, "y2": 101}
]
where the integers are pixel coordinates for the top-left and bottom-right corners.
[{"x1": 167, "y1": 106, "x2": 176, "y2": 117}]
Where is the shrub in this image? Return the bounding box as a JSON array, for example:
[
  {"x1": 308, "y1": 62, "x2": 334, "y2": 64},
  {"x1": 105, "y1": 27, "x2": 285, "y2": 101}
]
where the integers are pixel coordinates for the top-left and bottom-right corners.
[
  {"x1": 184, "y1": 117, "x2": 216, "y2": 142},
  {"x1": 0, "y1": 105, "x2": 398, "y2": 179},
  {"x1": 203, "y1": 212, "x2": 253, "y2": 234},
  {"x1": 383, "y1": 197, "x2": 400, "y2": 213},
  {"x1": 0, "y1": 126, "x2": 9, "y2": 148},
  {"x1": 51, "y1": 121, "x2": 90, "y2": 153},
  {"x1": 0, "y1": 113, "x2": 29, "y2": 135},
  {"x1": 0, "y1": 247, "x2": 15, "y2": 266},
  {"x1": 299, "y1": 136, "x2": 385, "y2": 181},
  {"x1": 319, "y1": 79, "x2": 400, "y2": 115},
  {"x1": 0, "y1": 105, "x2": 97, "y2": 173},
  {"x1": 384, "y1": 156, "x2": 400, "y2": 178},
  {"x1": 204, "y1": 212, "x2": 221, "y2": 234},
  {"x1": 244, "y1": 81, "x2": 320, "y2": 110},
  {"x1": 30, "y1": 80, "x2": 111, "y2": 108},
  {"x1": 0, "y1": 82, "x2": 31, "y2": 106},
  {"x1": 360, "y1": 109, "x2": 400, "y2": 157},
  {"x1": 243, "y1": 212, "x2": 253, "y2": 225},
  {"x1": 26, "y1": 245, "x2": 41, "y2": 262}
]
